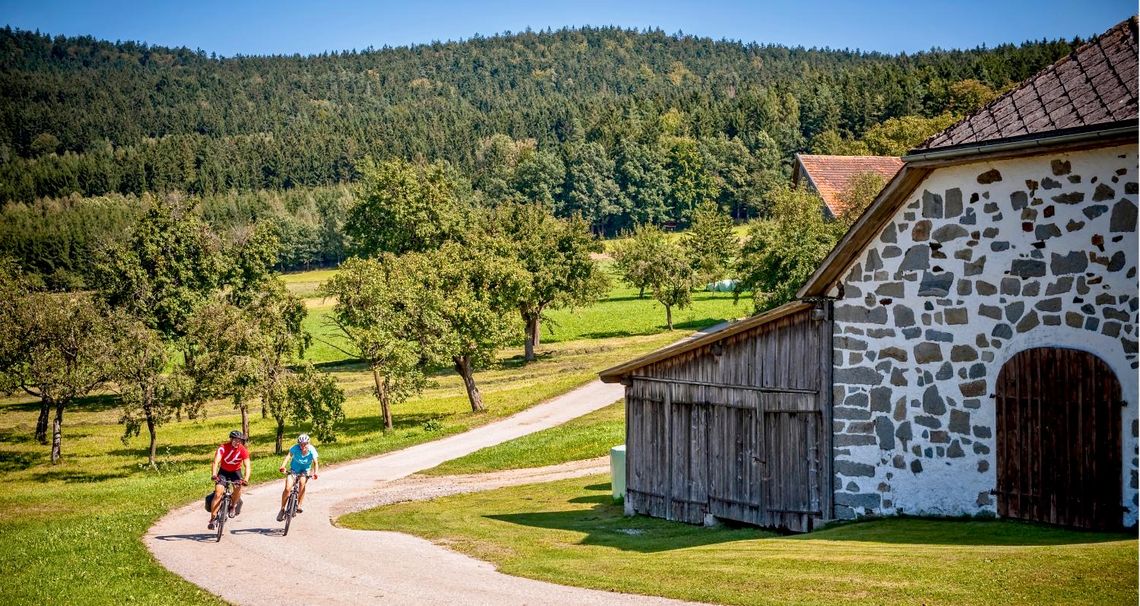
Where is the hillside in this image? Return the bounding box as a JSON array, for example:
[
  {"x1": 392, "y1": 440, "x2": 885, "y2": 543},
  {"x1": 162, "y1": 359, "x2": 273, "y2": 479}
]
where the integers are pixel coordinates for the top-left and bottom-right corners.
[{"x1": 1, "y1": 26, "x2": 1077, "y2": 202}]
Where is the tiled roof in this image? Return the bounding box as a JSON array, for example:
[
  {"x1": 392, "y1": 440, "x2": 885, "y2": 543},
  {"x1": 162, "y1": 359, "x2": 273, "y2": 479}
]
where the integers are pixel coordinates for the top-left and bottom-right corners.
[
  {"x1": 795, "y1": 154, "x2": 904, "y2": 216},
  {"x1": 915, "y1": 17, "x2": 1138, "y2": 152}
]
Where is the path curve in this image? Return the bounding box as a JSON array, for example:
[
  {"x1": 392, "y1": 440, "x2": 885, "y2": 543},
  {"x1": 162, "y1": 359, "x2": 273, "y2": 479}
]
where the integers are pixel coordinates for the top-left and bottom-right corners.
[{"x1": 145, "y1": 380, "x2": 704, "y2": 606}]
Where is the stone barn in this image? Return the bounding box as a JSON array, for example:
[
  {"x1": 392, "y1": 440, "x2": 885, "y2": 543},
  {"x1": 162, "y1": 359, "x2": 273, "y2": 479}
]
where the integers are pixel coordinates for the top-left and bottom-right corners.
[{"x1": 601, "y1": 18, "x2": 1139, "y2": 532}]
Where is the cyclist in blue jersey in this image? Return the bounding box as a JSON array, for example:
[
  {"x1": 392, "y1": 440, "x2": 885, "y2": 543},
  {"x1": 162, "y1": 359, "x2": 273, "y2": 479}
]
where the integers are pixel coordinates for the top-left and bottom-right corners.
[{"x1": 277, "y1": 433, "x2": 319, "y2": 522}]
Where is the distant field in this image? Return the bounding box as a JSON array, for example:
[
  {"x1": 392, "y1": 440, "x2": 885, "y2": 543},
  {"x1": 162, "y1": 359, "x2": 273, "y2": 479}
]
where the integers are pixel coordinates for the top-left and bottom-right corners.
[{"x1": 280, "y1": 268, "x2": 339, "y2": 299}]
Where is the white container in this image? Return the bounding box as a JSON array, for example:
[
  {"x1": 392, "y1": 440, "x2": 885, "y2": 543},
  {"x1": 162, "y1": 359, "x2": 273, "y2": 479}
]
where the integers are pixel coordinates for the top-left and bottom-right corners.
[{"x1": 610, "y1": 444, "x2": 626, "y2": 502}]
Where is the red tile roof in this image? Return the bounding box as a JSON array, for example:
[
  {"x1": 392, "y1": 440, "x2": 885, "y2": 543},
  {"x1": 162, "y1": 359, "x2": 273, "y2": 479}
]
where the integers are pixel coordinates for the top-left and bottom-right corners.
[
  {"x1": 915, "y1": 17, "x2": 1138, "y2": 152},
  {"x1": 794, "y1": 154, "x2": 904, "y2": 217}
]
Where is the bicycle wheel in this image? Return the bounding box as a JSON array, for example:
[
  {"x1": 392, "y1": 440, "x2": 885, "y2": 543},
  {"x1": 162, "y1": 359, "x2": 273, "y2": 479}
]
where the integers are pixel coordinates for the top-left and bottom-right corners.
[
  {"x1": 215, "y1": 495, "x2": 228, "y2": 542},
  {"x1": 283, "y1": 492, "x2": 296, "y2": 536}
]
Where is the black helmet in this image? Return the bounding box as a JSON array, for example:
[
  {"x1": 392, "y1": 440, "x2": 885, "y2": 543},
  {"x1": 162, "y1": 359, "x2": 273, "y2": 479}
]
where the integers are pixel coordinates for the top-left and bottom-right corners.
[{"x1": 229, "y1": 430, "x2": 245, "y2": 441}]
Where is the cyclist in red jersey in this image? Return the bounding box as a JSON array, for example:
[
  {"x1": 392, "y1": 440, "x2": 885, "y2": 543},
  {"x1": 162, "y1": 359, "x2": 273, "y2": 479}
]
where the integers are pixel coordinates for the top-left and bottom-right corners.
[{"x1": 208, "y1": 430, "x2": 250, "y2": 530}]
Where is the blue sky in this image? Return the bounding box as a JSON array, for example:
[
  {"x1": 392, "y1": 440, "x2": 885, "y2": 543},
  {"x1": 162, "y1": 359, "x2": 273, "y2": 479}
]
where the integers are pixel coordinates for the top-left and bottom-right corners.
[{"x1": 0, "y1": 0, "x2": 1134, "y2": 56}]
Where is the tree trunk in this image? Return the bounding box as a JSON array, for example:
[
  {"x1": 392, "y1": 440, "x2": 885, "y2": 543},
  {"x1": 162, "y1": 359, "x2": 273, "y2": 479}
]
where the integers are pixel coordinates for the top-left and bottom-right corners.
[
  {"x1": 638, "y1": 286, "x2": 645, "y2": 299},
  {"x1": 50, "y1": 402, "x2": 64, "y2": 464},
  {"x1": 237, "y1": 394, "x2": 250, "y2": 441},
  {"x1": 454, "y1": 356, "x2": 484, "y2": 413},
  {"x1": 666, "y1": 305, "x2": 673, "y2": 331},
  {"x1": 146, "y1": 409, "x2": 157, "y2": 469},
  {"x1": 372, "y1": 367, "x2": 393, "y2": 430},
  {"x1": 35, "y1": 400, "x2": 50, "y2": 445},
  {"x1": 275, "y1": 416, "x2": 285, "y2": 455},
  {"x1": 523, "y1": 313, "x2": 540, "y2": 362},
  {"x1": 522, "y1": 305, "x2": 545, "y2": 363}
]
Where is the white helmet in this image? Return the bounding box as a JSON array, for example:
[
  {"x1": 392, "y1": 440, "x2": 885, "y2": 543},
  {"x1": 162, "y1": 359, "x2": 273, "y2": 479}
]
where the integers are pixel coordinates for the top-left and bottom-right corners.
[{"x1": 297, "y1": 433, "x2": 310, "y2": 445}]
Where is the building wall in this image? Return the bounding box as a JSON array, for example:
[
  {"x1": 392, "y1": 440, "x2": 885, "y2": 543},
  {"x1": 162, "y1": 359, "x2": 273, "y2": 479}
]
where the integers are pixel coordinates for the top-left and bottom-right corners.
[{"x1": 828, "y1": 145, "x2": 1139, "y2": 526}]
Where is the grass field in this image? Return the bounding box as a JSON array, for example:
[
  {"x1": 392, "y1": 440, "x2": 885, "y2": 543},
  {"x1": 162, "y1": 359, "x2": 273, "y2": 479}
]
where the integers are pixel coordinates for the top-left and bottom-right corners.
[
  {"x1": 294, "y1": 263, "x2": 752, "y2": 365},
  {"x1": 423, "y1": 400, "x2": 625, "y2": 476},
  {"x1": 340, "y1": 476, "x2": 1139, "y2": 606},
  {"x1": 0, "y1": 330, "x2": 681, "y2": 605}
]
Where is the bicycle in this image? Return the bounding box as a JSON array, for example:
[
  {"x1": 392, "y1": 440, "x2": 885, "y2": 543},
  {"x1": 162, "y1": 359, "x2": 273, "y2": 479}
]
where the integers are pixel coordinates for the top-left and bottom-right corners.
[
  {"x1": 281, "y1": 470, "x2": 311, "y2": 536},
  {"x1": 211, "y1": 478, "x2": 243, "y2": 542}
]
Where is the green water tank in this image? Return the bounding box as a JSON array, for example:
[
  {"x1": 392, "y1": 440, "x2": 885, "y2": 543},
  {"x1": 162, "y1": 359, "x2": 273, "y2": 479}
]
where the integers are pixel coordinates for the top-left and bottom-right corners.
[{"x1": 610, "y1": 444, "x2": 626, "y2": 502}]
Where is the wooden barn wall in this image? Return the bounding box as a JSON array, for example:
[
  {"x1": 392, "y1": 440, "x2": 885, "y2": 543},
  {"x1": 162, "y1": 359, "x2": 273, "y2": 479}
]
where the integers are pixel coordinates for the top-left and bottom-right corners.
[{"x1": 624, "y1": 305, "x2": 834, "y2": 532}]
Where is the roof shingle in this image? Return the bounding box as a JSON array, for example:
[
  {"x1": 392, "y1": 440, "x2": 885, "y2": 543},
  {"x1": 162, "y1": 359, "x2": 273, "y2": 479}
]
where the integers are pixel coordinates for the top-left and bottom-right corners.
[{"x1": 915, "y1": 17, "x2": 1138, "y2": 152}]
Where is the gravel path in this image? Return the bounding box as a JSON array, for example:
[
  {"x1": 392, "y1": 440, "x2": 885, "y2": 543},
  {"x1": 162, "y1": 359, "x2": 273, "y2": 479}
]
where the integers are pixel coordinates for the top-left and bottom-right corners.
[{"x1": 144, "y1": 379, "x2": 704, "y2": 606}]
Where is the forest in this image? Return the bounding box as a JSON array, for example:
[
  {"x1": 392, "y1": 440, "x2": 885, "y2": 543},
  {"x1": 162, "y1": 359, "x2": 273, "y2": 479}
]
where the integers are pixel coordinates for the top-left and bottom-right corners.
[{"x1": 0, "y1": 26, "x2": 1080, "y2": 285}]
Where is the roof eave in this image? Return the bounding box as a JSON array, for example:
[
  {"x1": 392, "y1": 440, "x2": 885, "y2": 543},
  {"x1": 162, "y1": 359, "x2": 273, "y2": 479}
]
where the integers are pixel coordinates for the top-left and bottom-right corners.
[
  {"x1": 598, "y1": 301, "x2": 813, "y2": 382},
  {"x1": 904, "y1": 121, "x2": 1139, "y2": 164}
]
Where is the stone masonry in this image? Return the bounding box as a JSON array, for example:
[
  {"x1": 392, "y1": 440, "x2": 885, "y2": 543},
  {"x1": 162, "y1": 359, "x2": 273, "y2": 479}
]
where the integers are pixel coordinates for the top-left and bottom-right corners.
[{"x1": 828, "y1": 145, "x2": 1139, "y2": 526}]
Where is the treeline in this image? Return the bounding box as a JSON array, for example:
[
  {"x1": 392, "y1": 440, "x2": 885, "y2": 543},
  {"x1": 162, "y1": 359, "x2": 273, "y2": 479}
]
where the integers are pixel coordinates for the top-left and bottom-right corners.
[
  {"x1": 0, "y1": 26, "x2": 1078, "y2": 204},
  {"x1": 0, "y1": 186, "x2": 352, "y2": 288}
]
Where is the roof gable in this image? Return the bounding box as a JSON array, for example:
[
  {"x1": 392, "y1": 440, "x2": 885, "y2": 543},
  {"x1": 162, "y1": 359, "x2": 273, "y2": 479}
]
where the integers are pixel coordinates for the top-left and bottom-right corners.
[
  {"x1": 795, "y1": 155, "x2": 904, "y2": 217},
  {"x1": 915, "y1": 17, "x2": 1138, "y2": 152}
]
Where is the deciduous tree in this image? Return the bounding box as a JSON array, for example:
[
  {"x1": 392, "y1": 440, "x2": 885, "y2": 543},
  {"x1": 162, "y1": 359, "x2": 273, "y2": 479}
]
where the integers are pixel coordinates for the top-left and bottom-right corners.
[
  {"x1": 485, "y1": 203, "x2": 606, "y2": 361},
  {"x1": 321, "y1": 257, "x2": 430, "y2": 430},
  {"x1": 736, "y1": 185, "x2": 841, "y2": 311},
  {"x1": 0, "y1": 272, "x2": 113, "y2": 463},
  {"x1": 344, "y1": 158, "x2": 472, "y2": 256},
  {"x1": 651, "y1": 242, "x2": 695, "y2": 330}
]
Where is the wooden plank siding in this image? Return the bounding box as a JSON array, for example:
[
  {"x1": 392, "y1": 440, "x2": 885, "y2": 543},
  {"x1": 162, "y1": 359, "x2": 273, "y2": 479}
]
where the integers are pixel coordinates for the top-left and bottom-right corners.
[{"x1": 623, "y1": 303, "x2": 833, "y2": 532}]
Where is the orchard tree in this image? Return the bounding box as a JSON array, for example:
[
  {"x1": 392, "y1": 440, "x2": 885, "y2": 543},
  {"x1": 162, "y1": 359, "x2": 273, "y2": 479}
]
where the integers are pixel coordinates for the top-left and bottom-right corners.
[
  {"x1": 0, "y1": 279, "x2": 112, "y2": 463},
  {"x1": 736, "y1": 184, "x2": 841, "y2": 311},
  {"x1": 344, "y1": 157, "x2": 472, "y2": 256},
  {"x1": 419, "y1": 242, "x2": 522, "y2": 412},
  {"x1": 652, "y1": 242, "x2": 695, "y2": 331},
  {"x1": 486, "y1": 203, "x2": 606, "y2": 361},
  {"x1": 182, "y1": 297, "x2": 263, "y2": 438},
  {"x1": 683, "y1": 200, "x2": 737, "y2": 286},
  {"x1": 283, "y1": 363, "x2": 346, "y2": 445},
  {"x1": 321, "y1": 257, "x2": 430, "y2": 430},
  {"x1": 611, "y1": 224, "x2": 669, "y2": 298},
  {"x1": 246, "y1": 281, "x2": 313, "y2": 453},
  {"x1": 111, "y1": 313, "x2": 180, "y2": 468}
]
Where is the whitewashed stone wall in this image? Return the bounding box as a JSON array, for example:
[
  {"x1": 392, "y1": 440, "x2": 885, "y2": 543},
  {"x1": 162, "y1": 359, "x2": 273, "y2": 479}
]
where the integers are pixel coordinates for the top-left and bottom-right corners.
[{"x1": 829, "y1": 144, "x2": 1139, "y2": 526}]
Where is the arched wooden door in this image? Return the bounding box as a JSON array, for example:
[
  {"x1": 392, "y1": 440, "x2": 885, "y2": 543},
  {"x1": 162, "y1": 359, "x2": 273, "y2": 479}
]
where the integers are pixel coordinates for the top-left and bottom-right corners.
[{"x1": 995, "y1": 348, "x2": 1123, "y2": 530}]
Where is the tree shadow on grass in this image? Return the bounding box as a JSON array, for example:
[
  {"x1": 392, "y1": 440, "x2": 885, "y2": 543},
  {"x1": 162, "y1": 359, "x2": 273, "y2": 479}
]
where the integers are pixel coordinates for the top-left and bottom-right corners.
[
  {"x1": 2, "y1": 393, "x2": 120, "y2": 414},
  {"x1": 31, "y1": 469, "x2": 127, "y2": 483},
  {"x1": 486, "y1": 482, "x2": 1130, "y2": 551},
  {"x1": 0, "y1": 448, "x2": 43, "y2": 471}
]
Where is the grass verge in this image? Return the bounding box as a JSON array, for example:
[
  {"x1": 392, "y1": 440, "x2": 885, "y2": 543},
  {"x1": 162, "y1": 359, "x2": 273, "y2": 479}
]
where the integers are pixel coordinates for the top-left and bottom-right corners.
[
  {"x1": 339, "y1": 476, "x2": 1139, "y2": 606},
  {"x1": 423, "y1": 400, "x2": 625, "y2": 476}
]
